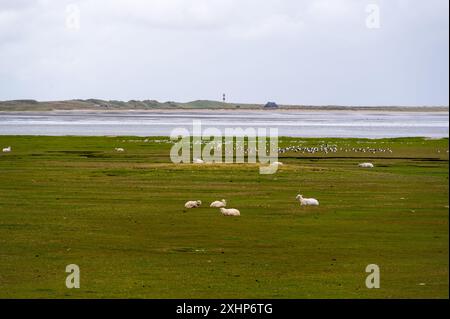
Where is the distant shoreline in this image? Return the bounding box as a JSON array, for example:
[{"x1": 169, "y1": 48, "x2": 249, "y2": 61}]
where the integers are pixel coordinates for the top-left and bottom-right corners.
[
  {"x1": 1, "y1": 107, "x2": 448, "y2": 113},
  {"x1": 0, "y1": 99, "x2": 448, "y2": 112}
]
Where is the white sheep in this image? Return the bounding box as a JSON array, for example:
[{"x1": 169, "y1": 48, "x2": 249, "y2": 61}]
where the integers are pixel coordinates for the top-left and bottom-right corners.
[
  {"x1": 358, "y1": 162, "x2": 374, "y2": 168},
  {"x1": 210, "y1": 199, "x2": 227, "y2": 208},
  {"x1": 220, "y1": 207, "x2": 240, "y2": 216},
  {"x1": 2, "y1": 146, "x2": 11, "y2": 153},
  {"x1": 115, "y1": 148, "x2": 125, "y2": 152},
  {"x1": 272, "y1": 161, "x2": 283, "y2": 166},
  {"x1": 193, "y1": 158, "x2": 205, "y2": 164},
  {"x1": 185, "y1": 200, "x2": 202, "y2": 209},
  {"x1": 296, "y1": 194, "x2": 319, "y2": 206}
]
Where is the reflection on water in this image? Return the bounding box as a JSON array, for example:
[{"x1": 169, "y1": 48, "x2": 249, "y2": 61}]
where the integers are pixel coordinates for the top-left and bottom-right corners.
[{"x1": 0, "y1": 111, "x2": 448, "y2": 138}]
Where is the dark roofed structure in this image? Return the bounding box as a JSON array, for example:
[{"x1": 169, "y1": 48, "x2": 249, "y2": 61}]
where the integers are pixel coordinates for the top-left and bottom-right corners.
[{"x1": 264, "y1": 102, "x2": 279, "y2": 109}]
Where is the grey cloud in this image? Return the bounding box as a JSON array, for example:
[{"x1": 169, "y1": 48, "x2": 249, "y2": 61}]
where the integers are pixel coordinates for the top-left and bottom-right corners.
[{"x1": 0, "y1": 0, "x2": 448, "y2": 105}]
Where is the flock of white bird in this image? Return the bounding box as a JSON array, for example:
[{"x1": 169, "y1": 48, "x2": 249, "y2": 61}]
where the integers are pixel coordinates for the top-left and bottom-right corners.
[{"x1": 278, "y1": 144, "x2": 394, "y2": 155}]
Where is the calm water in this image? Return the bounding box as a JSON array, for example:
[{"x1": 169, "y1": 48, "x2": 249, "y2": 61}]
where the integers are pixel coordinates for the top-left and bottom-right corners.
[{"x1": 0, "y1": 111, "x2": 448, "y2": 138}]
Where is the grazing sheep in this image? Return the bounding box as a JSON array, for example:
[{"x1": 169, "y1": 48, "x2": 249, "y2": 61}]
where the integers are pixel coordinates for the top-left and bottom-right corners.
[
  {"x1": 358, "y1": 162, "x2": 374, "y2": 168},
  {"x1": 296, "y1": 194, "x2": 319, "y2": 206},
  {"x1": 210, "y1": 199, "x2": 227, "y2": 208},
  {"x1": 185, "y1": 200, "x2": 202, "y2": 209},
  {"x1": 115, "y1": 148, "x2": 125, "y2": 152},
  {"x1": 2, "y1": 146, "x2": 11, "y2": 153},
  {"x1": 220, "y1": 207, "x2": 240, "y2": 216},
  {"x1": 193, "y1": 158, "x2": 205, "y2": 164}
]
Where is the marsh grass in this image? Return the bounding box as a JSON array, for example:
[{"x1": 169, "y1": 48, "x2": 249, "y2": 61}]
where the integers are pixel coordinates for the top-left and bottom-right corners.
[{"x1": 0, "y1": 136, "x2": 448, "y2": 298}]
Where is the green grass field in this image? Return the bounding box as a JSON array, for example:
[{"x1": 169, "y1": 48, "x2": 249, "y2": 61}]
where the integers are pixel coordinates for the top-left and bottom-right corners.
[{"x1": 0, "y1": 136, "x2": 448, "y2": 298}]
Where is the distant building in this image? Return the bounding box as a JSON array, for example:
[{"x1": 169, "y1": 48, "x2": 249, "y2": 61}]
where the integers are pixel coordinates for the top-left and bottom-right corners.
[{"x1": 264, "y1": 102, "x2": 279, "y2": 109}]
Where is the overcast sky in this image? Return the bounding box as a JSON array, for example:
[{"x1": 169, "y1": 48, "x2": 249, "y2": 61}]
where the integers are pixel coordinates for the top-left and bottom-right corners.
[{"x1": 0, "y1": 0, "x2": 448, "y2": 106}]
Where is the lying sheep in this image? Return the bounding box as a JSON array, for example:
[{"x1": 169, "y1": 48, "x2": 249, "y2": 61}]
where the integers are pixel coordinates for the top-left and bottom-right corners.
[
  {"x1": 193, "y1": 158, "x2": 205, "y2": 164},
  {"x1": 296, "y1": 194, "x2": 319, "y2": 206},
  {"x1": 185, "y1": 200, "x2": 202, "y2": 209},
  {"x1": 220, "y1": 207, "x2": 240, "y2": 216},
  {"x1": 115, "y1": 148, "x2": 125, "y2": 152},
  {"x1": 358, "y1": 162, "x2": 374, "y2": 168},
  {"x1": 210, "y1": 199, "x2": 226, "y2": 208},
  {"x1": 2, "y1": 146, "x2": 11, "y2": 153}
]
